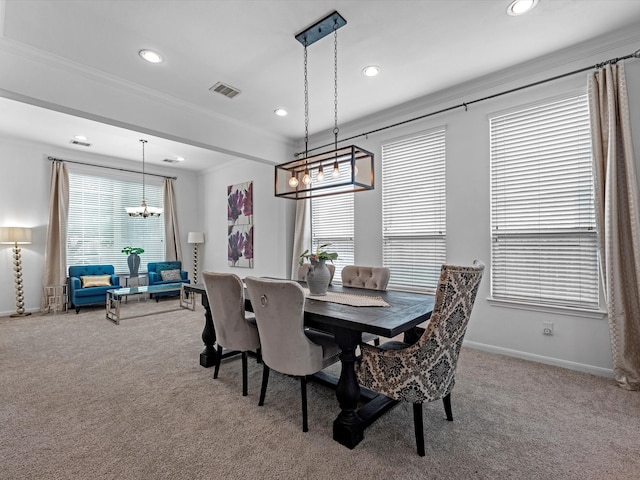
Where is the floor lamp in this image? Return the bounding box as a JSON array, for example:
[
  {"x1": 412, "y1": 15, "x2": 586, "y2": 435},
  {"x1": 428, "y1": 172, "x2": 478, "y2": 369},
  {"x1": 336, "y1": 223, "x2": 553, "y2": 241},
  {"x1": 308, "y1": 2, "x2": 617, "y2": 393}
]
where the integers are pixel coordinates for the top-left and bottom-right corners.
[
  {"x1": 187, "y1": 232, "x2": 204, "y2": 284},
  {"x1": 0, "y1": 227, "x2": 32, "y2": 317}
]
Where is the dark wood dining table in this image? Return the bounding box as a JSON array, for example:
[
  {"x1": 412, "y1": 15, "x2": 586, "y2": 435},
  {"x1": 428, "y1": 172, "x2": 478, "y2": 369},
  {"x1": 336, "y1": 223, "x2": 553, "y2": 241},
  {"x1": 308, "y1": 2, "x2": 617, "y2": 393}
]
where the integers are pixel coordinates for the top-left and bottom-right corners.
[{"x1": 183, "y1": 281, "x2": 435, "y2": 449}]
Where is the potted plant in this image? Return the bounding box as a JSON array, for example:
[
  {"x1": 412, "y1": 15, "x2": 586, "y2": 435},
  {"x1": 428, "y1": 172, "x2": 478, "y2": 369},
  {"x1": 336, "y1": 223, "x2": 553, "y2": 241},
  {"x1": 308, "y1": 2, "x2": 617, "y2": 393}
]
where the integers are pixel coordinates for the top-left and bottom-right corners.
[
  {"x1": 299, "y1": 244, "x2": 338, "y2": 296},
  {"x1": 298, "y1": 243, "x2": 339, "y2": 266},
  {"x1": 122, "y1": 246, "x2": 144, "y2": 277}
]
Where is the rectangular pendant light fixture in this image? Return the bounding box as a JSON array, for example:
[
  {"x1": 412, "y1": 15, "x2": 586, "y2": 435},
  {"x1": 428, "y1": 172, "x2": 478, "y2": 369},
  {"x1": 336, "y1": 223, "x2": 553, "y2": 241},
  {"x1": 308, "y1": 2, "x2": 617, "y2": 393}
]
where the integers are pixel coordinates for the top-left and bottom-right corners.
[
  {"x1": 275, "y1": 145, "x2": 374, "y2": 200},
  {"x1": 276, "y1": 11, "x2": 375, "y2": 200}
]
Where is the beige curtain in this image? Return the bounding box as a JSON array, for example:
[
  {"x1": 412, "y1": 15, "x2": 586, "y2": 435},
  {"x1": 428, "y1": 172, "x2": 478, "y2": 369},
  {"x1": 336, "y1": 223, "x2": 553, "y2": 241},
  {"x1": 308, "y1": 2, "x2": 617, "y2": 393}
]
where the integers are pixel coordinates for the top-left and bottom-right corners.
[
  {"x1": 41, "y1": 160, "x2": 69, "y2": 308},
  {"x1": 290, "y1": 199, "x2": 311, "y2": 279},
  {"x1": 163, "y1": 178, "x2": 182, "y2": 262},
  {"x1": 588, "y1": 62, "x2": 640, "y2": 390}
]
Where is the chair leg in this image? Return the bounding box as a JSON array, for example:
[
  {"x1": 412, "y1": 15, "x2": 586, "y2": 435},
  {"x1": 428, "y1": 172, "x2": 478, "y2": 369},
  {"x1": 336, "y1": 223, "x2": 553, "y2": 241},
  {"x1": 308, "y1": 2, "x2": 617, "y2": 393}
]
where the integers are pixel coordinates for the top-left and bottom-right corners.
[
  {"x1": 256, "y1": 347, "x2": 263, "y2": 364},
  {"x1": 258, "y1": 364, "x2": 270, "y2": 406},
  {"x1": 241, "y1": 352, "x2": 248, "y2": 397},
  {"x1": 213, "y1": 345, "x2": 223, "y2": 379},
  {"x1": 443, "y1": 393, "x2": 453, "y2": 421},
  {"x1": 301, "y1": 376, "x2": 308, "y2": 432},
  {"x1": 413, "y1": 403, "x2": 425, "y2": 457}
]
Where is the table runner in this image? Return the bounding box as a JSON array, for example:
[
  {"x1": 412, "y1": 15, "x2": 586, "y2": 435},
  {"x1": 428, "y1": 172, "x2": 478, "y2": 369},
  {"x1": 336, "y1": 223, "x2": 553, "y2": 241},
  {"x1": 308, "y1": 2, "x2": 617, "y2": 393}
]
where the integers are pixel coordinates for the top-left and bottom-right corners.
[{"x1": 303, "y1": 288, "x2": 390, "y2": 307}]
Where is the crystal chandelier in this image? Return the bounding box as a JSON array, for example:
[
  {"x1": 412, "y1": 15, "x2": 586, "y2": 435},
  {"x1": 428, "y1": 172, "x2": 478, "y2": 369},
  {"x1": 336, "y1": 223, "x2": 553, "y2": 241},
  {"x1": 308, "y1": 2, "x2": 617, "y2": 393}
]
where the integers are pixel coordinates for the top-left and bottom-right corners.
[{"x1": 125, "y1": 139, "x2": 163, "y2": 218}]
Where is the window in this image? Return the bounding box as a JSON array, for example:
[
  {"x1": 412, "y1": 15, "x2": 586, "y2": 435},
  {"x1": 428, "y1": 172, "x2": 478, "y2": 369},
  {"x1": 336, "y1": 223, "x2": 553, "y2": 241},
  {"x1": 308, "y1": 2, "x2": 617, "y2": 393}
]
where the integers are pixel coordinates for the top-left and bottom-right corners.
[
  {"x1": 490, "y1": 95, "x2": 599, "y2": 309},
  {"x1": 311, "y1": 191, "x2": 354, "y2": 283},
  {"x1": 67, "y1": 168, "x2": 165, "y2": 273},
  {"x1": 382, "y1": 129, "x2": 446, "y2": 291}
]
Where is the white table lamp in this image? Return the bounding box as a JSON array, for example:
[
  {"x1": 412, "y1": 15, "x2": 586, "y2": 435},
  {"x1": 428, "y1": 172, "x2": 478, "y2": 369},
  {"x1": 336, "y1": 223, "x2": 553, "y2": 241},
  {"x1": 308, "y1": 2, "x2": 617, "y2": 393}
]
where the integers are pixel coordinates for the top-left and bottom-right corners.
[
  {"x1": 187, "y1": 231, "x2": 205, "y2": 284},
  {"x1": 0, "y1": 227, "x2": 33, "y2": 317}
]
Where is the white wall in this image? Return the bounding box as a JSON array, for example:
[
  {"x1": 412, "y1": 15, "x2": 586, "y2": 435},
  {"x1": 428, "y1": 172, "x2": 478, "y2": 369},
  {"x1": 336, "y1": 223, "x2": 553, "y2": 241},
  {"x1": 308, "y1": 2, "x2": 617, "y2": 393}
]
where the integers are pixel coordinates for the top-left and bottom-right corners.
[
  {"x1": 0, "y1": 136, "x2": 199, "y2": 316},
  {"x1": 303, "y1": 35, "x2": 640, "y2": 377},
  {"x1": 198, "y1": 159, "x2": 295, "y2": 280}
]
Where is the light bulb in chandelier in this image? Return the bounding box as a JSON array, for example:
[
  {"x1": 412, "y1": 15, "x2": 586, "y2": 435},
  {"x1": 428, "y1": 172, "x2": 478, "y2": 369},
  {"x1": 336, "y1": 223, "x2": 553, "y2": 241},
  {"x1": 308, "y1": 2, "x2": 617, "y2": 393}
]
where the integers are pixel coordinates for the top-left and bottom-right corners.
[
  {"x1": 288, "y1": 171, "x2": 299, "y2": 187},
  {"x1": 302, "y1": 167, "x2": 311, "y2": 185},
  {"x1": 332, "y1": 160, "x2": 340, "y2": 178},
  {"x1": 317, "y1": 164, "x2": 325, "y2": 181}
]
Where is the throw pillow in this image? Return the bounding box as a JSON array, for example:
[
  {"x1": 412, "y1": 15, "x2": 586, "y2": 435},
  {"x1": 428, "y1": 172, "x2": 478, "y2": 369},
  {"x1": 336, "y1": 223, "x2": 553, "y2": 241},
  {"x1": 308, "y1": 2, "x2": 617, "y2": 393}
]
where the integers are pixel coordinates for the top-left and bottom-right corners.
[
  {"x1": 154, "y1": 262, "x2": 178, "y2": 275},
  {"x1": 81, "y1": 274, "x2": 112, "y2": 288},
  {"x1": 160, "y1": 269, "x2": 182, "y2": 281}
]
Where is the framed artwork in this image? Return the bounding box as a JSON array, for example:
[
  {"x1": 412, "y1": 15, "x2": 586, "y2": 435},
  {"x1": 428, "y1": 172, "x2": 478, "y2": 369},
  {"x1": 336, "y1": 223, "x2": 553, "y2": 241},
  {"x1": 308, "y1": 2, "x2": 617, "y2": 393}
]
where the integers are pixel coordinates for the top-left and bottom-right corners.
[
  {"x1": 227, "y1": 181, "x2": 254, "y2": 268},
  {"x1": 227, "y1": 181, "x2": 253, "y2": 226}
]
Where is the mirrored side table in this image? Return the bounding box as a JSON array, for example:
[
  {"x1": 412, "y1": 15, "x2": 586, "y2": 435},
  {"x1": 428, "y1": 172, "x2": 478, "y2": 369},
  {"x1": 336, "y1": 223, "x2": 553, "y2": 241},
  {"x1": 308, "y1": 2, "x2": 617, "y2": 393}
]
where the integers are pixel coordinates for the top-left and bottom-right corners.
[{"x1": 43, "y1": 284, "x2": 68, "y2": 314}]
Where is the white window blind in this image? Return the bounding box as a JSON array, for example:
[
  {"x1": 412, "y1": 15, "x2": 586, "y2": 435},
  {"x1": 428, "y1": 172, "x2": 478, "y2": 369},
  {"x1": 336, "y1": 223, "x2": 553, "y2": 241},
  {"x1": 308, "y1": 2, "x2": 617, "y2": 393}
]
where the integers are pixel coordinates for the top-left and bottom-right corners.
[
  {"x1": 311, "y1": 189, "x2": 354, "y2": 283},
  {"x1": 382, "y1": 129, "x2": 446, "y2": 290},
  {"x1": 490, "y1": 95, "x2": 599, "y2": 309},
  {"x1": 67, "y1": 169, "x2": 165, "y2": 273}
]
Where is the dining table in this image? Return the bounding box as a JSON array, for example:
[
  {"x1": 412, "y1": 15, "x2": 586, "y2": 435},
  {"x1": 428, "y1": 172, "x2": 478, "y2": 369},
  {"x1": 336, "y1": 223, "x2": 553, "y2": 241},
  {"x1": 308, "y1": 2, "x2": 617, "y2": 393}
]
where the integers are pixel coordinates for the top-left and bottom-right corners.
[{"x1": 183, "y1": 281, "x2": 435, "y2": 449}]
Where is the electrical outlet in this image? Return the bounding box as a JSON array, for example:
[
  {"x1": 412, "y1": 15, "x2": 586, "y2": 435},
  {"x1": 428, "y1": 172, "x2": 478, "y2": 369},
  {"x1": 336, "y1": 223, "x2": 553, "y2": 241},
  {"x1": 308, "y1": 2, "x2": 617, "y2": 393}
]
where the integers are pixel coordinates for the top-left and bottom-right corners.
[{"x1": 543, "y1": 321, "x2": 553, "y2": 336}]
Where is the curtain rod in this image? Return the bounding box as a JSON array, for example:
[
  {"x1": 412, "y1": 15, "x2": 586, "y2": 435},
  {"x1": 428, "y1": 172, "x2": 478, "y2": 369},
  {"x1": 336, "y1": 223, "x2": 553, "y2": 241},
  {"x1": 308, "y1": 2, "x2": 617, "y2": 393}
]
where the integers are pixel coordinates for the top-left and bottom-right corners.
[
  {"x1": 296, "y1": 48, "x2": 640, "y2": 157},
  {"x1": 47, "y1": 156, "x2": 177, "y2": 180}
]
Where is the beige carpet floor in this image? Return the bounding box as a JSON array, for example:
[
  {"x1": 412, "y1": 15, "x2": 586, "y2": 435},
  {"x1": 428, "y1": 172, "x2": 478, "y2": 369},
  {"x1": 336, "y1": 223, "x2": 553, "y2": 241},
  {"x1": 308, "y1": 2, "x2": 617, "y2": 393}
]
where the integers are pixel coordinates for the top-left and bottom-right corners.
[{"x1": 1, "y1": 298, "x2": 639, "y2": 480}]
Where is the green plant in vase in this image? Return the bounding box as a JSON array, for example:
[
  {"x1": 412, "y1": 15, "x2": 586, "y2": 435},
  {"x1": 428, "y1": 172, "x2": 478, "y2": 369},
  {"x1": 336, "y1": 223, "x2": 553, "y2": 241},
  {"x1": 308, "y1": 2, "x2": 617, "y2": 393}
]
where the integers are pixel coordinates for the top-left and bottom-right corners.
[{"x1": 121, "y1": 246, "x2": 144, "y2": 277}]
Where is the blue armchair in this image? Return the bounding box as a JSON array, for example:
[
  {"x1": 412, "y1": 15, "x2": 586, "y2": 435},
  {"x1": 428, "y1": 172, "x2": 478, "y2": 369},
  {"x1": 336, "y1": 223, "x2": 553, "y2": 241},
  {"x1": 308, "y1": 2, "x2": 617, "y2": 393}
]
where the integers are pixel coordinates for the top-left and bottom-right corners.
[
  {"x1": 69, "y1": 264, "x2": 120, "y2": 313},
  {"x1": 147, "y1": 261, "x2": 190, "y2": 299}
]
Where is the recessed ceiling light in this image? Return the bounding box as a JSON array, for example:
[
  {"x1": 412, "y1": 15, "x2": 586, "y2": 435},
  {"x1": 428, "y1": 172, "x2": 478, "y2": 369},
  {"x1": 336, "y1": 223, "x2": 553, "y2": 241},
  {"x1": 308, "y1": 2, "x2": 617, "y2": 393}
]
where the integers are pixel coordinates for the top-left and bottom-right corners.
[
  {"x1": 175, "y1": 157, "x2": 185, "y2": 162},
  {"x1": 73, "y1": 135, "x2": 87, "y2": 141},
  {"x1": 139, "y1": 49, "x2": 163, "y2": 63},
  {"x1": 362, "y1": 65, "x2": 381, "y2": 77},
  {"x1": 507, "y1": 0, "x2": 539, "y2": 16},
  {"x1": 274, "y1": 108, "x2": 288, "y2": 117}
]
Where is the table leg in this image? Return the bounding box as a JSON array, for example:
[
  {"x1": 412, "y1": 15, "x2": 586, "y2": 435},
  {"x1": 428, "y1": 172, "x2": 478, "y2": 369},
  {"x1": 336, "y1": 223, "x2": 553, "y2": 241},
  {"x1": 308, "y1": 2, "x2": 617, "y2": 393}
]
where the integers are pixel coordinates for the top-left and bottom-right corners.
[
  {"x1": 332, "y1": 329, "x2": 364, "y2": 449},
  {"x1": 199, "y1": 294, "x2": 217, "y2": 368}
]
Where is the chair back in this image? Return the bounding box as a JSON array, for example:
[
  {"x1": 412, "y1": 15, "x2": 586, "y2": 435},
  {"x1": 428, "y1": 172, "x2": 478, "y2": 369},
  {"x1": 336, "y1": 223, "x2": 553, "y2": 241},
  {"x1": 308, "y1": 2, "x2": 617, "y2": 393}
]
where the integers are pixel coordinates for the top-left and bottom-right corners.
[
  {"x1": 297, "y1": 263, "x2": 335, "y2": 284},
  {"x1": 341, "y1": 265, "x2": 390, "y2": 290},
  {"x1": 202, "y1": 271, "x2": 260, "y2": 352},
  {"x1": 358, "y1": 261, "x2": 484, "y2": 402},
  {"x1": 245, "y1": 277, "x2": 323, "y2": 376}
]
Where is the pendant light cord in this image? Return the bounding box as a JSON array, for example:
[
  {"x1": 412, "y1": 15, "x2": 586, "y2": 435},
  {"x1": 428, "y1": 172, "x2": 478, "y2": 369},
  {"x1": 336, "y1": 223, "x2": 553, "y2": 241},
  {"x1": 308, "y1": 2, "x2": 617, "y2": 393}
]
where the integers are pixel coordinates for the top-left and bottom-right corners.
[
  {"x1": 304, "y1": 42, "x2": 309, "y2": 158},
  {"x1": 140, "y1": 139, "x2": 147, "y2": 201},
  {"x1": 333, "y1": 24, "x2": 339, "y2": 150}
]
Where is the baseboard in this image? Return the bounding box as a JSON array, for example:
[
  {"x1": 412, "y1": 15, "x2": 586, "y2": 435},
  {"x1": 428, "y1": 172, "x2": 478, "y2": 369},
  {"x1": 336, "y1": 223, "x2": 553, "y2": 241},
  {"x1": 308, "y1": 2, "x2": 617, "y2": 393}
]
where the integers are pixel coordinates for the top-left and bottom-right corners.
[{"x1": 463, "y1": 340, "x2": 615, "y2": 378}]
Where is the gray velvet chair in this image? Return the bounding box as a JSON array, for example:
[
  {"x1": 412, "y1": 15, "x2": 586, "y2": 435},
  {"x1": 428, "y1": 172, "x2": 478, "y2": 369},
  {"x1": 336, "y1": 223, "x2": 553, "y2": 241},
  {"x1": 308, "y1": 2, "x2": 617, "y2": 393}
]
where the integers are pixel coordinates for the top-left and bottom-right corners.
[
  {"x1": 297, "y1": 262, "x2": 336, "y2": 285},
  {"x1": 202, "y1": 271, "x2": 261, "y2": 396},
  {"x1": 245, "y1": 277, "x2": 341, "y2": 432},
  {"x1": 341, "y1": 265, "x2": 390, "y2": 291},
  {"x1": 356, "y1": 261, "x2": 484, "y2": 456},
  {"x1": 340, "y1": 265, "x2": 390, "y2": 346}
]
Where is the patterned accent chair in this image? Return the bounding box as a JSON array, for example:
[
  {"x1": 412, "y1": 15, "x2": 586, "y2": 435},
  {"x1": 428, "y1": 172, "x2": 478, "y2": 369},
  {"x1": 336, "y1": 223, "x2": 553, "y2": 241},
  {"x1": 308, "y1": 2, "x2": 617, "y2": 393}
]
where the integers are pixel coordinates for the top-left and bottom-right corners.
[
  {"x1": 356, "y1": 260, "x2": 484, "y2": 456},
  {"x1": 297, "y1": 262, "x2": 336, "y2": 284},
  {"x1": 341, "y1": 265, "x2": 390, "y2": 291},
  {"x1": 202, "y1": 271, "x2": 261, "y2": 396},
  {"x1": 245, "y1": 277, "x2": 341, "y2": 432}
]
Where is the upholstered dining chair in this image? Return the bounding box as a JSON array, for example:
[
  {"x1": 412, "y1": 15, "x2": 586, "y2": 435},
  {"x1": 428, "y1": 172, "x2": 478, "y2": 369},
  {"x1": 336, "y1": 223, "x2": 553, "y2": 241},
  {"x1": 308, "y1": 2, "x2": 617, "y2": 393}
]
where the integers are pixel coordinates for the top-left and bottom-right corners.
[
  {"x1": 356, "y1": 260, "x2": 484, "y2": 456},
  {"x1": 341, "y1": 265, "x2": 390, "y2": 346},
  {"x1": 245, "y1": 276, "x2": 341, "y2": 432},
  {"x1": 297, "y1": 262, "x2": 336, "y2": 285},
  {"x1": 341, "y1": 265, "x2": 390, "y2": 291},
  {"x1": 202, "y1": 271, "x2": 261, "y2": 397}
]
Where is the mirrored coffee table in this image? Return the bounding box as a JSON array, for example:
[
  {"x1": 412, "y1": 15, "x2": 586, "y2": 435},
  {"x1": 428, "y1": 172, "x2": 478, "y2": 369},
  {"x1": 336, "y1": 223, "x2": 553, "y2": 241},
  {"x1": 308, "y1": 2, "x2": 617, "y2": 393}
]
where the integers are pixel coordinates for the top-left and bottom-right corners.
[{"x1": 106, "y1": 283, "x2": 185, "y2": 324}]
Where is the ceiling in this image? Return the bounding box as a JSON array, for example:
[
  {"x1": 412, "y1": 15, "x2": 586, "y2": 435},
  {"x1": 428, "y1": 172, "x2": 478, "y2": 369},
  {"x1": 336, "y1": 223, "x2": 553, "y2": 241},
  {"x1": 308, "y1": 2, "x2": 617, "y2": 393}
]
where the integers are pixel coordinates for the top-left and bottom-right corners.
[{"x1": 2, "y1": 0, "x2": 640, "y2": 172}]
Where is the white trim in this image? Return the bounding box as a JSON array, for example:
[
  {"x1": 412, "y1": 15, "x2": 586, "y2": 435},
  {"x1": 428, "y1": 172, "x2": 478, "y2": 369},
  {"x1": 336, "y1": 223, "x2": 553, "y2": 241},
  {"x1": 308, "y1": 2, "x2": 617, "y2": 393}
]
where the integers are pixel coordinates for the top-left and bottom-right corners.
[
  {"x1": 487, "y1": 297, "x2": 607, "y2": 319},
  {"x1": 464, "y1": 340, "x2": 614, "y2": 378}
]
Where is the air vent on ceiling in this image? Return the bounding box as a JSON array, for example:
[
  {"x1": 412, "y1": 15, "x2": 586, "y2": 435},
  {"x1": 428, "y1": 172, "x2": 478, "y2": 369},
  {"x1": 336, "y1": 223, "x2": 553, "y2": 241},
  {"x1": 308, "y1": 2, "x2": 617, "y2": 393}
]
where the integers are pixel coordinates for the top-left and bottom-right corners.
[
  {"x1": 69, "y1": 139, "x2": 92, "y2": 147},
  {"x1": 162, "y1": 158, "x2": 180, "y2": 164},
  {"x1": 209, "y1": 82, "x2": 241, "y2": 99}
]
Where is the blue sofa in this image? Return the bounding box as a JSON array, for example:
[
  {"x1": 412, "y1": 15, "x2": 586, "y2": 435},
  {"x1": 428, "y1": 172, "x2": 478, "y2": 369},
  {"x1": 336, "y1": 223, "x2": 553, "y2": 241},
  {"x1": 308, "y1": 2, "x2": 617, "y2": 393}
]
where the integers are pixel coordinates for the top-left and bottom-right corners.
[
  {"x1": 69, "y1": 264, "x2": 120, "y2": 313},
  {"x1": 147, "y1": 261, "x2": 190, "y2": 299}
]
